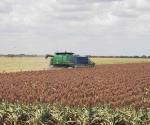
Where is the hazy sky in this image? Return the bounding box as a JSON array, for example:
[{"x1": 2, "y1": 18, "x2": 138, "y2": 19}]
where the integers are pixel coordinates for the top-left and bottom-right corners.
[{"x1": 0, "y1": 0, "x2": 150, "y2": 55}]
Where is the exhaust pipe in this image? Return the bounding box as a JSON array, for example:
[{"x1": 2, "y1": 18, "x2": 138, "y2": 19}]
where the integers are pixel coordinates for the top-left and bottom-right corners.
[{"x1": 45, "y1": 54, "x2": 54, "y2": 59}]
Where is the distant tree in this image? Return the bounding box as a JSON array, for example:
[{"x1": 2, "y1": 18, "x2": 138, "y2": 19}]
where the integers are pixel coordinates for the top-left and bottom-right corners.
[
  {"x1": 133, "y1": 56, "x2": 139, "y2": 58},
  {"x1": 7, "y1": 54, "x2": 15, "y2": 57},
  {"x1": 141, "y1": 55, "x2": 147, "y2": 58}
]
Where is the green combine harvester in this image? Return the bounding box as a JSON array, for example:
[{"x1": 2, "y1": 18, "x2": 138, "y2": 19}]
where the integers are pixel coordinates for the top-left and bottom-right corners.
[{"x1": 45, "y1": 52, "x2": 95, "y2": 68}]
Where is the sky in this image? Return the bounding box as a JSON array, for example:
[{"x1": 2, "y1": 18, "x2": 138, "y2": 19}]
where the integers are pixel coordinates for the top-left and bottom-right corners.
[{"x1": 0, "y1": 0, "x2": 150, "y2": 56}]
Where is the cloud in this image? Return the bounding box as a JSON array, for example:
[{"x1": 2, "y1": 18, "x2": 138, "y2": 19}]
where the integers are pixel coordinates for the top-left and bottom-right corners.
[
  {"x1": 59, "y1": 0, "x2": 123, "y2": 4},
  {"x1": 0, "y1": 0, "x2": 150, "y2": 55},
  {"x1": 0, "y1": 0, "x2": 15, "y2": 13}
]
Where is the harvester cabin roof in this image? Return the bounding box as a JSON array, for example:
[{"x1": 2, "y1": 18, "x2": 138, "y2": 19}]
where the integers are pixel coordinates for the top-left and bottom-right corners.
[{"x1": 55, "y1": 52, "x2": 74, "y2": 55}]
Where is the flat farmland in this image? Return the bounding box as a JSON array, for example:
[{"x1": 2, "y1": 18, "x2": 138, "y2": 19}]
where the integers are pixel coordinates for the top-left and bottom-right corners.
[
  {"x1": 0, "y1": 63, "x2": 150, "y2": 108},
  {"x1": 1, "y1": 57, "x2": 150, "y2": 73},
  {"x1": 0, "y1": 63, "x2": 150, "y2": 124},
  {"x1": 91, "y1": 57, "x2": 150, "y2": 64},
  {"x1": 0, "y1": 57, "x2": 49, "y2": 72}
]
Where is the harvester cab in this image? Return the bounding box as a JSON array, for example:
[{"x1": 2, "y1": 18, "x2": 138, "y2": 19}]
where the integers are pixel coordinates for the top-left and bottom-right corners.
[{"x1": 45, "y1": 52, "x2": 95, "y2": 68}]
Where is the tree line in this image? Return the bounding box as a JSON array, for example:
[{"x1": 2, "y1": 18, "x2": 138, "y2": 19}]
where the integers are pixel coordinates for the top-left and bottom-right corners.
[
  {"x1": 0, "y1": 54, "x2": 44, "y2": 57},
  {"x1": 90, "y1": 55, "x2": 150, "y2": 58},
  {"x1": 0, "y1": 54, "x2": 150, "y2": 58}
]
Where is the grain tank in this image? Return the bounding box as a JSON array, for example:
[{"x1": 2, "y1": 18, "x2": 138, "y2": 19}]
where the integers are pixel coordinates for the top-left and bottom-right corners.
[{"x1": 45, "y1": 52, "x2": 95, "y2": 68}]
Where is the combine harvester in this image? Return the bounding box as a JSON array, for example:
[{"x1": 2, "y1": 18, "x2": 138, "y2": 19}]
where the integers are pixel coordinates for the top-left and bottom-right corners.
[{"x1": 45, "y1": 52, "x2": 95, "y2": 68}]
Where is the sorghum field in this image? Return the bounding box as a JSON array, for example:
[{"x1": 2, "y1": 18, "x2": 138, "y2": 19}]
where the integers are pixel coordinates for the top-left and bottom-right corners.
[{"x1": 0, "y1": 63, "x2": 150, "y2": 125}]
